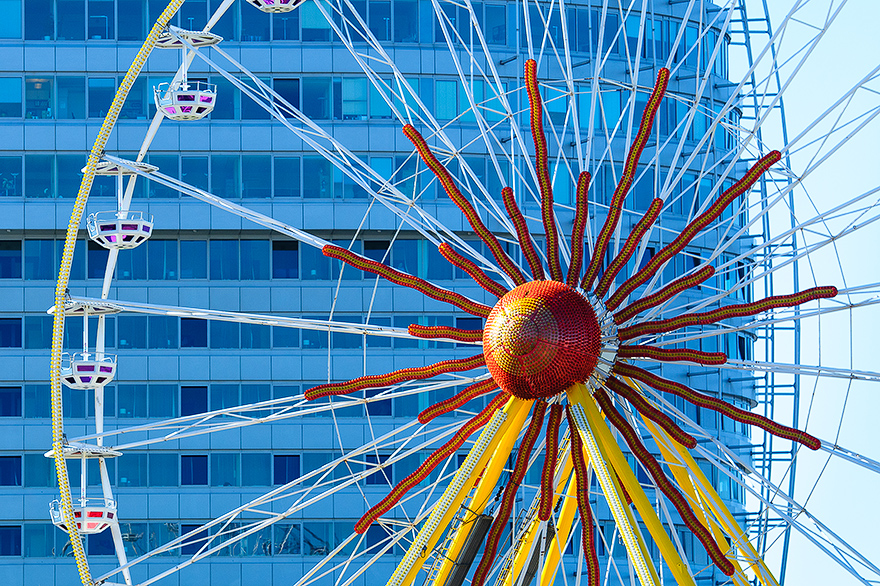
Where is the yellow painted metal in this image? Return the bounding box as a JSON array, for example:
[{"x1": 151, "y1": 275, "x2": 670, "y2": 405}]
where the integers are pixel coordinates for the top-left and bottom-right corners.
[
  {"x1": 567, "y1": 383, "x2": 661, "y2": 586},
  {"x1": 569, "y1": 384, "x2": 698, "y2": 586},
  {"x1": 390, "y1": 397, "x2": 531, "y2": 586},
  {"x1": 641, "y1": 416, "x2": 781, "y2": 586},
  {"x1": 537, "y1": 462, "x2": 578, "y2": 586},
  {"x1": 501, "y1": 446, "x2": 574, "y2": 586},
  {"x1": 48, "y1": 2, "x2": 184, "y2": 585}
]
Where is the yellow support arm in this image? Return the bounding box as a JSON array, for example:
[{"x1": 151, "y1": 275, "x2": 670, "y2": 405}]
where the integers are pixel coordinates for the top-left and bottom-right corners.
[
  {"x1": 641, "y1": 416, "x2": 780, "y2": 586},
  {"x1": 538, "y1": 461, "x2": 578, "y2": 586},
  {"x1": 497, "y1": 444, "x2": 573, "y2": 586},
  {"x1": 389, "y1": 397, "x2": 531, "y2": 586},
  {"x1": 567, "y1": 383, "x2": 662, "y2": 586}
]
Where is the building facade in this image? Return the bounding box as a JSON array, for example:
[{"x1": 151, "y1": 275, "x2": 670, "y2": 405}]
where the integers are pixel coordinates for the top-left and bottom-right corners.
[{"x1": 0, "y1": 1, "x2": 757, "y2": 585}]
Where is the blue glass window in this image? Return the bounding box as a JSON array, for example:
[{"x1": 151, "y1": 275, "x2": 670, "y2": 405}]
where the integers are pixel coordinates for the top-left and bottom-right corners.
[
  {"x1": 241, "y1": 323, "x2": 270, "y2": 349},
  {"x1": 210, "y1": 321, "x2": 239, "y2": 349},
  {"x1": 149, "y1": 453, "x2": 178, "y2": 486},
  {"x1": 272, "y1": 325, "x2": 299, "y2": 348},
  {"x1": 23, "y1": 525, "x2": 55, "y2": 557},
  {"x1": 211, "y1": 154, "x2": 239, "y2": 198},
  {"x1": 24, "y1": 154, "x2": 53, "y2": 198},
  {"x1": 87, "y1": 0, "x2": 114, "y2": 39},
  {"x1": 241, "y1": 2, "x2": 269, "y2": 41},
  {"x1": 391, "y1": 240, "x2": 417, "y2": 275},
  {"x1": 209, "y1": 0, "x2": 235, "y2": 40},
  {"x1": 301, "y1": 317, "x2": 328, "y2": 349},
  {"x1": 241, "y1": 76, "x2": 272, "y2": 119},
  {"x1": 273, "y1": 455, "x2": 300, "y2": 485},
  {"x1": 23, "y1": 316, "x2": 50, "y2": 349},
  {"x1": 0, "y1": 156, "x2": 22, "y2": 196},
  {"x1": 117, "y1": 0, "x2": 145, "y2": 40},
  {"x1": 365, "y1": 389, "x2": 391, "y2": 417},
  {"x1": 274, "y1": 78, "x2": 300, "y2": 111},
  {"x1": 210, "y1": 384, "x2": 238, "y2": 411},
  {"x1": 149, "y1": 384, "x2": 177, "y2": 418},
  {"x1": 117, "y1": 453, "x2": 147, "y2": 487},
  {"x1": 302, "y1": 78, "x2": 331, "y2": 120},
  {"x1": 209, "y1": 75, "x2": 236, "y2": 119},
  {"x1": 87, "y1": 78, "x2": 114, "y2": 118},
  {"x1": 117, "y1": 384, "x2": 147, "y2": 418},
  {"x1": 272, "y1": 7, "x2": 299, "y2": 40},
  {"x1": 181, "y1": 156, "x2": 208, "y2": 191},
  {"x1": 426, "y1": 244, "x2": 452, "y2": 280},
  {"x1": 394, "y1": 0, "x2": 417, "y2": 42},
  {"x1": 116, "y1": 243, "x2": 147, "y2": 280},
  {"x1": 240, "y1": 240, "x2": 270, "y2": 280},
  {"x1": 180, "y1": 318, "x2": 207, "y2": 348},
  {"x1": 146, "y1": 154, "x2": 179, "y2": 197},
  {"x1": 24, "y1": 0, "x2": 53, "y2": 40},
  {"x1": 210, "y1": 240, "x2": 239, "y2": 280},
  {"x1": 364, "y1": 454, "x2": 391, "y2": 485},
  {"x1": 393, "y1": 315, "x2": 418, "y2": 349},
  {"x1": 274, "y1": 524, "x2": 301, "y2": 554},
  {"x1": 274, "y1": 156, "x2": 300, "y2": 197},
  {"x1": 331, "y1": 315, "x2": 362, "y2": 349},
  {"x1": 117, "y1": 316, "x2": 147, "y2": 349},
  {"x1": 0, "y1": 456, "x2": 21, "y2": 486},
  {"x1": 24, "y1": 77, "x2": 52, "y2": 119},
  {"x1": 211, "y1": 453, "x2": 240, "y2": 486},
  {"x1": 0, "y1": 241, "x2": 21, "y2": 278},
  {"x1": 300, "y1": 245, "x2": 330, "y2": 280},
  {"x1": 180, "y1": 240, "x2": 207, "y2": 278},
  {"x1": 179, "y1": 0, "x2": 206, "y2": 31},
  {"x1": 242, "y1": 155, "x2": 271, "y2": 198},
  {"x1": 56, "y1": 77, "x2": 86, "y2": 119},
  {"x1": 300, "y1": 1, "x2": 329, "y2": 41},
  {"x1": 23, "y1": 240, "x2": 52, "y2": 279},
  {"x1": 23, "y1": 385, "x2": 50, "y2": 418},
  {"x1": 147, "y1": 240, "x2": 177, "y2": 279},
  {"x1": 369, "y1": 1, "x2": 390, "y2": 40},
  {"x1": 181, "y1": 455, "x2": 208, "y2": 485},
  {"x1": 181, "y1": 386, "x2": 207, "y2": 417},
  {"x1": 0, "y1": 318, "x2": 21, "y2": 348},
  {"x1": 484, "y1": 4, "x2": 505, "y2": 44},
  {"x1": 148, "y1": 316, "x2": 177, "y2": 349},
  {"x1": 272, "y1": 241, "x2": 298, "y2": 278},
  {"x1": 87, "y1": 241, "x2": 109, "y2": 279},
  {"x1": 0, "y1": 526, "x2": 21, "y2": 556},
  {"x1": 0, "y1": 0, "x2": 22, "y2": 39}
]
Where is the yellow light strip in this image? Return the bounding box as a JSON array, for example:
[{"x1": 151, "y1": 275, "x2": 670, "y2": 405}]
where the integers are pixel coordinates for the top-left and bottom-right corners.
[
  {"x1": 567, "y1": 383, "x2": 660, "y2": 586},
  {"x1": 640, "y1": 416, "x2": 780, "y2": 586},
  {"x1": 388, "y1": 397, "x2": 531, "y2": 586},
  {"x1": 48, "y1": 3, "x2": 184, "y2": 585}
]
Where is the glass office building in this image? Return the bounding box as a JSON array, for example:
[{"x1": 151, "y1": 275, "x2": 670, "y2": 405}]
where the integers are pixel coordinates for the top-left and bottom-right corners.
[{"x1": 0, "y1": 1, "x2": 762, "y2": 585}]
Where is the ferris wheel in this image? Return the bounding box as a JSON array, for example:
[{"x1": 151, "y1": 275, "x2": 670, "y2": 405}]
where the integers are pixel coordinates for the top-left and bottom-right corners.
[{"x1": 45, "y1": 1, "x2": 880, "y2": 586}]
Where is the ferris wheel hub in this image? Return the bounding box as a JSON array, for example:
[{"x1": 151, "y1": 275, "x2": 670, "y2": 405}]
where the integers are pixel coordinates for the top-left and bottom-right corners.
[{"x1": 483, "y1": 281, "x2": 602, "y2": 400}]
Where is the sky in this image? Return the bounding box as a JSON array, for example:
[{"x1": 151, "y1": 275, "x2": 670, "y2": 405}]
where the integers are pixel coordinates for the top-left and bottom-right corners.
[{"x1": 743, "y1": 0, "x2": 880, "y2": 583}]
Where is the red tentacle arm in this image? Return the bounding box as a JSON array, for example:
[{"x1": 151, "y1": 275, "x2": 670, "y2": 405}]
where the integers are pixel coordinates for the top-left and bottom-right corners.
[
  {"x1": 538, "y1": 403, "x2": 564, "y2": 520},
  {"x1": 566, "y1": 406, "x2": 601, "y2": 586},
  {"x1": 417, "y1": 379, "x2": 499, "y2": 424},
  {"x1": 323, "y1": 244, "x2": 492, "y2": 318},
  {"x1": 408, "y1": 324, "x2": 483, "y2": 345},
  {"x1": 614, "y1": 265, "x2": 716, "y2": 325},
  {"x1": 305, "y1": 354, "x2": 486, "y2": 400},
  {"x1": 605, "y1": 376, "x2": 696, "y2": 448},
  {"x1": 614, "y1": 363, "x2": 821, "y2": 450},
  {"x1": 403, "y1": 125, "x2": 527, "y2": 285},
  {"x1": 595, "y1": 197, "x2": 663, "y2": 298},
  {"x1": 620, "y1": 286, "x2": 838, "y2": 341},
  {"x1": 472, "y1": 401, "x2": 547, "y2": 586},
  {"x1": 502, "y1": 186, "x2": 545, "y2": 281},
  {"x1": 525, "y1": 59, "x2": 563, "y2": 282},
  {"x1": 567, "y1": 172, "x2": 592, "y2": 286},
  {"x1": 354, "y1": 393, "x2": 510, "y2": 533},
  {"x1": 618, "y1": 344, "x2": 728, "y2": 366},
  {"x1": 593, "y1": 389, "x2": 735, "y2": 576},
  {"x1": 438, "y1": 242, "x2": 508, "y2": 298},
  {"x1": 607, "y1": 151, "x2": 781, "y2": 309},
  {"x1": 582, "y1": 68, "x2": 670, "y2": 291}
]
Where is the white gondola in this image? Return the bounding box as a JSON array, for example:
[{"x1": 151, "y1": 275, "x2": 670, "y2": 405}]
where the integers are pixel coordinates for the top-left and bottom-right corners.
[
  {"x1": 61, "y1": 352, "x2": 117, "y2": 390},
  {"x1": 154, "y1": 27, "x2": 221, "y2": 122},
  {"x1": 48, "y1": 298, "x2": 123, "y2": 317},
  {"x1": 44, "y1": 442, "x2": 123, "y2": 459},
  {"x1": 49, "y1": 498, "x2": 117, "y2": 535},
  {"x1": 84, "y1": 158, "x2": 157, "y2": 250},
  {"x1": 154, "y1": 80, "x2": 218, "y2": 121},
  {"x1": 247, "y1": 0, "x2": 307, "y2": 13},
  {"x1": 87, "y1": 210, "x2": 154, "y2": 250}
]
